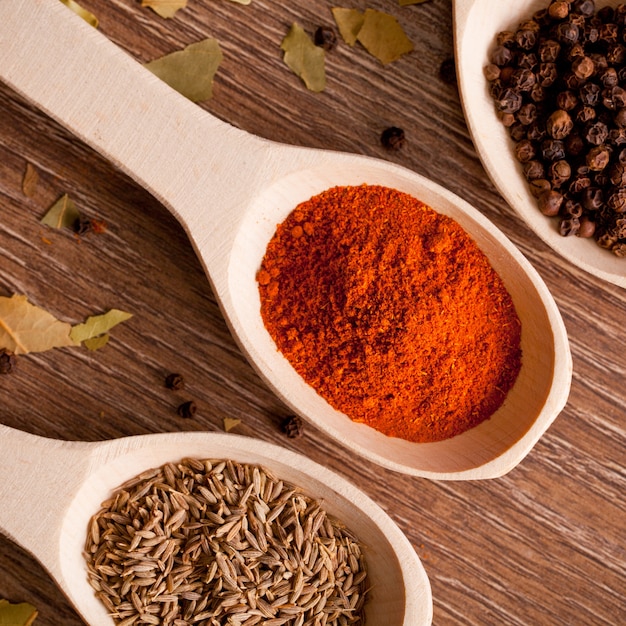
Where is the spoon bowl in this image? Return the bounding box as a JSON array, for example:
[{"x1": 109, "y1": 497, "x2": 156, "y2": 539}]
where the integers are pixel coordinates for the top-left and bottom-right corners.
[
  {"x1": 0, "y1": 424, "x2": 433, "y2": 625},
  {"x1": 0, "y1": 0, "x2": 571, "y2": 478},
  {"x1": 454, "y1": 0, "x2": 626, "y2": 288}
]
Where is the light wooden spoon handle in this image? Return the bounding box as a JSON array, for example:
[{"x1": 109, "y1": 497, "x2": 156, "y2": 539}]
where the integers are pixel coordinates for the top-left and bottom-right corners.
[
  {"x1": 0, "y1": 424, "x2": 90, "y2": 578},
  {"x1": 0, "y1": 0, "x2": 266, "y2": 247}
]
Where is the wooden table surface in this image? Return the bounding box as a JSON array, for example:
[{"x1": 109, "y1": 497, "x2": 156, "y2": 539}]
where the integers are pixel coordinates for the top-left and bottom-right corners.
[{"x1": 0, "y1": 1, "x2": 624, "y2": 624}]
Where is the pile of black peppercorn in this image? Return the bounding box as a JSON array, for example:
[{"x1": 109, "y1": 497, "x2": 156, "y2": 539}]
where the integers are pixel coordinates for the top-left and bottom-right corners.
[{"x1": 485, "y1": 0, "x2": 626, "y2": 257}]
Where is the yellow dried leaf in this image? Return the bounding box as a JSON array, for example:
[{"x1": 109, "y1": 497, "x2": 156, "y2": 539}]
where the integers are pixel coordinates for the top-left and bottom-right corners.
[
  {"x1": 141, "y1": 0, "x2": 187, "y2": 19},
  {"x1": 84, "y1": 334, "x2": 110, "y2": 351},
  {"x1": 40, "y1": 194, "x2": 80, "y2": 230},
  {"x1": 281, "y1": 23, "x2": 326, "y2": 93},
  {"x1": 145, "y1": 38, "x2": 223, "y2": 102},
  {"x1": 59, "y1": 0, "x2": 99, "y2": 27},
  {"x1": 331, "y1": 8, "x2": 364, "y2": 47},
  {"x1": 356, "y1": 9, "x2": 414, "y2": 64},
  {"x1": 0, "y1": 295, "x2": 77, "y2": 355},
  {"x1": 0, "y1": 599, "x2": 38, "y2": 626},
  {"x1": 70, "y1": 309, "x2": 133, "y2": 344},
  {"x1": 22, "y1": 163, "x2": 39, "y2": 197},
  {"x1": 223, "y1": 417, "x2": 241, "y2": 432}
]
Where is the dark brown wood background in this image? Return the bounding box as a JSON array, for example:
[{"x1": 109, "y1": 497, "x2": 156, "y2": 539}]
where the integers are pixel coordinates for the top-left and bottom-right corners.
[{"x1": 0, "y1": 1, "x2": 624, "y2": 624}]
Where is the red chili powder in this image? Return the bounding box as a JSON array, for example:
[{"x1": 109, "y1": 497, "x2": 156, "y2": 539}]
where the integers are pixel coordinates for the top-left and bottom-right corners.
[{"x1": 257, "y1": 185, "x2": 522, "y2": 443}]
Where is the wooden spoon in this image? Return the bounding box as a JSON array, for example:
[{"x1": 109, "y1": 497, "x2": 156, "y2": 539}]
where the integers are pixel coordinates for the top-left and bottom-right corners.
[
  {"x1": 454, "y1": 0, "x2": 626, "y2": 288},
  {"x1": 0, "y1": 423, "x2": 433, "y2": 625},
  {"x1": 0, "y1": 0, "x2": 571, "y2": 479}
]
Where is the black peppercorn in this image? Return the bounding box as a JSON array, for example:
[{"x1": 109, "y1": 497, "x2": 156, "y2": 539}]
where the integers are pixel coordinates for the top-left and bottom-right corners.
[
  {"x1": 165, "y1": 372, "x2": 185, "y2": 391},
  {"x1": 569, "y1": 173, "x2": 591, "y2": 194},
  {"x1": 577, "y1": 216, "x2": 596, "y2": 237},
  {"x1": 614, "y1": 108, "x2": 626, "y2": 128},
  {"x1": 524, "y1": 160, "x2": 546, "y2": 180},
  {"x1": 439, "y1": 57, "x2": 457, "y2": 85},
  {"x1": 561, "y1": 198, "x2": 583, "y2": 218},
  {"x1": 484, "y1": 63, "x2": 501, "y2": 81},
  {"x1": 609, "y1": 128, "x2": 626, "y2": 145},
  {"x1": 537, "y1": 63, "x2": 558, "y2": 87},
  {"x1": 559, "y1": 217, "x2": 581, "y2": 236},
  {"x1": 514, "y1": 139, "x2": 536, "y2": 163},
  {"x1": 586, "y1": 145, "x2": 611, "y2": 171},
  {"x1": 538, "y1": 190, "x2": 564, "y2": 216},
  {"x1": 314, "y1": 26, "x2": 337, "y2": 51},
  {"x1": 539, "y1": 39, "x2": 561, "y2": 62},
  {"x1": 527, "y1": 122, "x2": 547, "y2": 142},
  {"x1": 609, "y1": 162, "x2": 626, "y2": 185},
  {"x1": 529, "y1": 178, "x2": 552, "y2": 197},
  {"x1": 0, "y1": 349, "x2": 16, "y2": 375},
  {"x1": 517, "y1": 103, "x2": 538, "y2": 125},
  {"x1": 572, "y1": 56, "x2": 595, "y2": 80},
  {"x1": 515, "y1": 28, "x2": 538, "y2": 50},
  {"x1": 607, "y1": 187, "x2": 626, "y2": 212},
  {"x1": 547, "y1": 109, "x2": 574, "y2": 139},
  {"x1": 575, "y1": 105, "x2": 596, "y2": 124},
  {"x1": 556, "y1": 22, "x2": 580, "y2": 46},
  {"x1": 510, "y1": 68, "x2": 536, "y2": 91},
  {"x1": 598, "y1": 22, "x2": 619, "y2": 45},
  {"x1": 581, "y1": 187, "x2": 604, "y2": 210},
  {"x1": 549, "y1": 159, "x2": 572, "y2": 187},
  {"x1": 565, "y1": 132, "x2": 585, "y2": 156},
  {"x1": 612, "y1": 243, "x2": 626, "y2": 257},
  {"x1": 549, "y1": 1, "x2": 570, "y2": 20},
  {"x1": 495, "y1": 88, "x2": 523, "y2": 113},
  {"x1": 177, "y1": 401, "x2": 197, "y2": 419},
  {"x1": 509, "y1": 122, "x2": 527, "y2": 142},
  {"x1": 381, "y1": 126, "x2": 405, "y2": 151},
  {"x1": 573, "y1": 0, "x2": 595, "y2": 18},
  {"x1": 281, "y1": 415, "x2": 304, "y2": 439},
  {"x1": 557, "y1": 91, "x2": 578, "y2": 112},
  {"x1": 607, "y1": 44, "x2": 626, "y2": 65},
  {"x1": 518, "y1": 52, "x2": 539, "y2": 70},
  {"x1": 542, "y1": 138, "x2": 566, "y2": 161},
  {"x1": 579, "y1": 82, "x2": 600, "y2": 106},
  {"x1": 491, "y1": 45, "x2": 513, "y2": 66},
  {"x1": 584, "y1": 120, "x2": 609, "y2": 145},
  {"x1": 496, "y1": 30, "x2": 516, "y2": 47},
  {"x1": 599, "y1": 67, "x2": 618, "y2": 88}
]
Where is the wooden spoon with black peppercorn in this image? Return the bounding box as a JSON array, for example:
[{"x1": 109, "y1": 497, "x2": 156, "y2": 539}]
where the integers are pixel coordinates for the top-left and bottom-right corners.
[
  {"x1": 454, "y1": 0, "x2": 626, "y2": 287},
  {"x1": 0, "y1": 2, "x2": 570, "y2": 480}
]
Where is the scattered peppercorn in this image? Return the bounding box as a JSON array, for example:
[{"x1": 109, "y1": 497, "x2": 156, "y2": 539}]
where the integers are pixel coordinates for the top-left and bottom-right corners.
[
  {"x1": 314, "y1": 26, "x2": 337, "y2": 51},
  {"x1": 486, "y1": 0, "x2": 626, "y2": 256},
  {"x1": 439, "y1": 57, "x2": 457, "y2": 85},
  {"x1": 177, "y1": 401, "x2": 197, "y2": 419},
  {"x1": 165, "y1": 372, "x2": 185, "y2": 391},
  {"x1": 381, "y1": 126, "x2": 405, "y2": 151},
  {"x1": 281, "y1": 415, "x2": 304, "y2": 439},
  {"x1": 0, "y1": 349, "x2": 16, "y2": 375}
]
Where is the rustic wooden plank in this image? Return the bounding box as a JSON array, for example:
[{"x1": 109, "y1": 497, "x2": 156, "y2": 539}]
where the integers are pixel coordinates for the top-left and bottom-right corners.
[{"x1": 0, "y1": 1, "x2": 624, "y2": 625}]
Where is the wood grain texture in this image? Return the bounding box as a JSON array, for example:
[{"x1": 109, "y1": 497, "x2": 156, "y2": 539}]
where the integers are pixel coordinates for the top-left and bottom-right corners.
[{"x1": 0, "y1": 0, "x2": 624, "y2": 625}]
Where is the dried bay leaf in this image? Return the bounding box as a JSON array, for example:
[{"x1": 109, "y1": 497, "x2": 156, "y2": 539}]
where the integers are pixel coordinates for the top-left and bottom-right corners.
[
  {"x1": 0, "y1": 295, "x2": 77, "y2": 355},
  {"x1": 145, "y1": 38, "x2": 223, "y2": 102},
  {"x1": 223, "y1": 417, "x2": 241, "y2": 432},
  {"x1": 281, "y1": 24, "x2": 326, "y2": 93},
  {"x1": 40, "y1": 193, "x2": 80, "y2": 230},
  {"x1": 227, "y1": 0, "x2": 252, "y2": 4},
  {"x1": 84, "y1": 334, "x2": 110, "y2": 351},
  {"x1": 0, "y1": 599, "x2": 38, "y2": 626},
  {"x1": 22, "y1": 163, "x2": 39, "y2": 197},
  {"x1": 70, "y1": 309, "x2": 133, "y2": 345},
  {"x1": 357, "y1": 9, "x2": 414, "y2": 64},
  {"x1": 331, "y1": 8, "x2": 364, "y2": 47},
  {"x1": 59, "y1": 0, "x2": 99, "y2": 27},
  {"x1": 399, "y1": 0, "x2": 431, "y2": 5},
  {"x1": 141, "y1": 0, "x2": 187, "y2": 19}
]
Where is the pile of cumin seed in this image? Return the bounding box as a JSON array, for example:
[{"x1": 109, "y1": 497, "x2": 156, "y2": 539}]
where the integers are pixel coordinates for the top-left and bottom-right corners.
[{"x1": 84, "y1": 458, "x2": 369, "y2": 626}]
